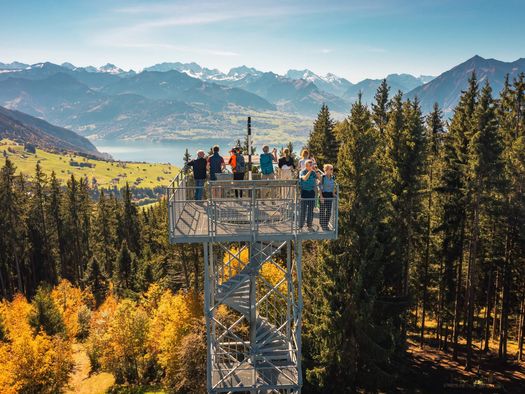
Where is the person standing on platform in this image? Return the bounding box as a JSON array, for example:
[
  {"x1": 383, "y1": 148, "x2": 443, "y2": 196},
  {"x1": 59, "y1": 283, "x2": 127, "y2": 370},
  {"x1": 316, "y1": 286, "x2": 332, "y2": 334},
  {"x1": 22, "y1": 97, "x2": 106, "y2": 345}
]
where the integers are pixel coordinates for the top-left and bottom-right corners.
[
  {"x1": 259, "y1": 145, "x2": 278, "y2": 199},
  {"x1": 299, "y1": 149, "x2": 317, "y2": 171},
  {"x1": 298, "y1": 159, "x2": 319, "y2": 231},
  {"x1": 208, "y1": 145, "x2": 225, "y2": 198},
  {"x1": 319, "y1": 164, "x2": 336, "y2": 230},
  {"x1": 187, "y1": 150, "x2": 207, "y2": 200},
  {"x1": 278, "y1": 148, "x2": 295, "y2": 180},
  {"x1": 278, "y1": 148, "x2": 295, "y2": 198},
  {"x1": 229, "y1": 147, "x2": 246, "y2": 197}
]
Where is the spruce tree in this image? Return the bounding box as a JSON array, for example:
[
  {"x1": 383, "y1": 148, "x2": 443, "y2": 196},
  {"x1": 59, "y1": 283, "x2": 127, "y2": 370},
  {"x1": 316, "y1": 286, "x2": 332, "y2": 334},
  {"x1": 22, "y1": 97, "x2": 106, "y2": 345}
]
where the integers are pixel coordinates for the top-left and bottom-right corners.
[
  {"x1": 438, "y1": 72, "x2": 478, "y2": 359},
  {"x1": 27, "y1": 163, "x2": 56, "y2": 292},
  {"x1": 84, "y1": 256, "x2": 107, "y2": 307},
  {"x1": 420, "y1": 103, "x2": 445, "y2": 347},
  {"x1": 29, "y1": 286, "x2": 66, "y2": 336},
  {"x1": 304, "y1": 96, "x2": 395, "y2": 392},
  {"x1": 48, "y1": 171, "x2": 66, "y2": 282},
  {"x1": 307, "y1": 104, "x2": 338, "y2": 167},
  {"x1": 372, "y1": 79, "x2": 390, "y2": 135},
  {"x1": 92, "y1": 190, "x2": 117, "y2": 277},
  {"x1": 115, "y1": 240, "x2": 133, "y2": 291},
  {"x1": 0, "y1": 158, "x2": 25, "y2": 296},
  {"x1": 120, "y1": 183, "x2": 141, "y2": 255},
  {"x1": 464, "y1": 81, "x2": 503, "y2": 369}
]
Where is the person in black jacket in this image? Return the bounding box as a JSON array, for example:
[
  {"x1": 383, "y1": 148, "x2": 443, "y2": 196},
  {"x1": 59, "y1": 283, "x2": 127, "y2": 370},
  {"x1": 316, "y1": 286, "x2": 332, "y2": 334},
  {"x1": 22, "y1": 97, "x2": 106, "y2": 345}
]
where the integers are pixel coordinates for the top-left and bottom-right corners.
[{"x1": 187, "y1": 150, "x2": 207, "y2": 200}]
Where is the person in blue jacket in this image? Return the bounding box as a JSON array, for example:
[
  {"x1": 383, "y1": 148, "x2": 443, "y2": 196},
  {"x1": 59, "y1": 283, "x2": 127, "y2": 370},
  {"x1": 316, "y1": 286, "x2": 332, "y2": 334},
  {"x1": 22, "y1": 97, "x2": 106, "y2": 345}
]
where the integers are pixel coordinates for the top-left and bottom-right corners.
[{"x1": 298, "y1": 159, "x2": 320, "y2": 231}]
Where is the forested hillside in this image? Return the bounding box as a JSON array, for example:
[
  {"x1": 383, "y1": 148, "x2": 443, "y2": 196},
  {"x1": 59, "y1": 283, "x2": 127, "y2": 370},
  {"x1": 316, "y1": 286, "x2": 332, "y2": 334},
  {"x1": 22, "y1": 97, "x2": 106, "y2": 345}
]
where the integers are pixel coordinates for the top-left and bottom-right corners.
[{"x1": 0, "y1": 71, "x2": 524, "y2": 393}]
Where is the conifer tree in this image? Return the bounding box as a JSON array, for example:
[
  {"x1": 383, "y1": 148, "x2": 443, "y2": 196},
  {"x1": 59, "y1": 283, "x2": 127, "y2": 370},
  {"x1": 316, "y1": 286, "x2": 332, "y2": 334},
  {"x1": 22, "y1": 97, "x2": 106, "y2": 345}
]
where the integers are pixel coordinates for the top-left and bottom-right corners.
[
  {"x1": 372, "y1": 79, "x2": 390, "y2": 135},
  {"x1": 464, "y1": 81, "x2": 503, "y2": 369},
  {"x1": 48, "y1": 171, "x2": 66, "y2": 282},
  {"x1": 29, "y1": 286, "x2": 66, "y2": 336},
  {"x1": 382, "y1": 92, "x2": 426, "y2": 343},
  {"x1": 115, "y1": 240, "x2": 133, "y2": 291},
  {"x1": 304, "y1": 97, "x2": 395, "y2": 391},
  {"x1": 84, "y1": 256, "x2": 107, "y2": 307},
  {"x1": 0, "y1": 158, "x2": 24, "y2": 296},
  {"x1": 92, "y1": 190, "x2": 117, "y2": 276},
  {"x1": 27, "y1": 163, "x2": 56, "y2": 292},
  {"x1": 420, "y1": 103, "x2": 445, "y2": 347},
  {"x1": 438, "y1": 72, "x2": 478, "y2": 359},
  {"x1": 307, "y1": 104, "x2": 338, "y2": 167},
  {"x1": 120, "y1": 183, "x2": 141, "y2": 255}
]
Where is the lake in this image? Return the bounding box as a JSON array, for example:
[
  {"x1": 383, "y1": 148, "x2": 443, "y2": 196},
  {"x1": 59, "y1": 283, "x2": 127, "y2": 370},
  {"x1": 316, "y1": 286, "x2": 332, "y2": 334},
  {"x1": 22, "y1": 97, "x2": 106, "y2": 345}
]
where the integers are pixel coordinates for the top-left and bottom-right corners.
[{"x1": 93, "y1": 138, "x2": 237, "y2": 167}]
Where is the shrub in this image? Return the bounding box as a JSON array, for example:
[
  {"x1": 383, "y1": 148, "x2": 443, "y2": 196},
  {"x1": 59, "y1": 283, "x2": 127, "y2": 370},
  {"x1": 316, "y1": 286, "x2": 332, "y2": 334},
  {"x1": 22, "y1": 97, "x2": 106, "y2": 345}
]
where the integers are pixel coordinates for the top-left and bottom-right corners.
[{"x1": 29, "y1": 287, "x2": 66, "y2": 336}]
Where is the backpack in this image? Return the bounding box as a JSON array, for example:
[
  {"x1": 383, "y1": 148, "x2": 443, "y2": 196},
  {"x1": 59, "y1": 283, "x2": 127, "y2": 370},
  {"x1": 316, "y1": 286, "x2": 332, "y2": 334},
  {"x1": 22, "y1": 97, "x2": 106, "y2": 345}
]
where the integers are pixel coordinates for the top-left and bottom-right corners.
[{"x1": 235, "y1": 154, "x2": 246, "y2": 173}]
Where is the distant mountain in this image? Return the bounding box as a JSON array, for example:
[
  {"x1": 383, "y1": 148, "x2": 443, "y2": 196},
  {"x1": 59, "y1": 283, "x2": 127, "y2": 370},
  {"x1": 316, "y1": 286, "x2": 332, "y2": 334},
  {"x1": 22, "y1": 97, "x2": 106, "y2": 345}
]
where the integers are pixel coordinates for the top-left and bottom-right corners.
[
  {"x1": 101, "y1": 70, "x2": 275, "y2": 112},
  {"x1": 0, "y1": 105, "x2": 101, "y2": 156},
  {"x1": 144, "y1": 62, "x2": 224, "y2": 80},
  {"x1": 343, "y1": 73, "x2": 432, "y2": 104},
  {"x1": 406, "y1": 55, "x2": 525, "y2": 114},
  {"x1": 223, "y1": 72, "x2": 350, "y2": 115},
  {"x1": 0, "y1": 62, "x2": 121, "y2": 89},
  {"x1": 285, "y1": 69, "x2": 353, "y2": 98},
  {"x1": 0, "y1": 61, "x2": 29, "y2": 72}
]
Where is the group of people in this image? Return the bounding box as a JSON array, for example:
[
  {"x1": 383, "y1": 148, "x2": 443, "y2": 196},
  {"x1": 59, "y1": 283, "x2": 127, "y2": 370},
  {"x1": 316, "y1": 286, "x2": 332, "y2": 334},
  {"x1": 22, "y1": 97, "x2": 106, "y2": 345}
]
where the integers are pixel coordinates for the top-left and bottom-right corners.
[{"x1": 185, "y1": 145, "x2": 336, "y2": 231}]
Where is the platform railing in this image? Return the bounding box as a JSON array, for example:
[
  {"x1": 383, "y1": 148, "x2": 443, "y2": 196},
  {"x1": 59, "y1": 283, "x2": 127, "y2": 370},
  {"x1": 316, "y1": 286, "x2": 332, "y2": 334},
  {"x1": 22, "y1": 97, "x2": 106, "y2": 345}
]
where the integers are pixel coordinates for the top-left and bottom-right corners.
[{"x1": 167, "y1": 173, "x2": 338, "y2": 240}]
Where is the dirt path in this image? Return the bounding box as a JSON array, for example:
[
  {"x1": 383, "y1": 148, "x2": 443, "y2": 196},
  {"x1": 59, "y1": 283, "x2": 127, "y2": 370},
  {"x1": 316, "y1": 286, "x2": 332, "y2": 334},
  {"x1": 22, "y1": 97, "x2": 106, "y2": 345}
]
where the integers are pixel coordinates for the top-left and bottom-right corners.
[{"x1": 66, "y1": 343, "x2": 115, "y2": 394}]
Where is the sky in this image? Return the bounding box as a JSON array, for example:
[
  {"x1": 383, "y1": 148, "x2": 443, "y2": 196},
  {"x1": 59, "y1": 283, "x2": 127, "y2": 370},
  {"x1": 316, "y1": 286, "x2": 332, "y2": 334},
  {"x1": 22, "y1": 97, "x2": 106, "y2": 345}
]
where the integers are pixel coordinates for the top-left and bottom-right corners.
[{"x1": 1, "y1": 0, "x2": 524, "y2": 82}]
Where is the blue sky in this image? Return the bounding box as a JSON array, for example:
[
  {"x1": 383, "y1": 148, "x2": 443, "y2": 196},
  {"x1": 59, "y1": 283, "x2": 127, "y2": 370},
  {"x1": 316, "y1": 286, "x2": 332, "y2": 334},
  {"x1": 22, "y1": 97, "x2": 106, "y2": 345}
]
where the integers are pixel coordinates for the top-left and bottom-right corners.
[{"x1": 1, "y1": 0, "x2": 524, "y2": 82}]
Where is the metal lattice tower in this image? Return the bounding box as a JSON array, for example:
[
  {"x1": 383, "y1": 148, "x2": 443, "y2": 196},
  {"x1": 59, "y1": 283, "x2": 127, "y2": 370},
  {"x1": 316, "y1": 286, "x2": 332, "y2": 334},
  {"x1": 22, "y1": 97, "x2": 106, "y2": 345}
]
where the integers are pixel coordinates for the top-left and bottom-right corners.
[{"x1": 167, "y1": 174, "x2": 338, "y2": 393}]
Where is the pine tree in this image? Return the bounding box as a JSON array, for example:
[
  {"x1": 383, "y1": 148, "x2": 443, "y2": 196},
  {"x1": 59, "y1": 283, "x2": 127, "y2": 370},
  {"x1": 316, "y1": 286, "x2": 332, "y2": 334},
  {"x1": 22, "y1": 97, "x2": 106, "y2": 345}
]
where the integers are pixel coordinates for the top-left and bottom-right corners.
[
  {"x1": 62, "y1": 175, "x2": 82, "y2": 283},
  {"x1": 304, "y1": 97, "x2": 395, "y2": 392},
  {"x1": 420, "y1": 103, "x2": 445, "y2": 347},
  {"x1": 307, "y1": 104, "x2": 338, "y2": 167},
  {"x1": 84, "y1": 256, "x2": 107, "y2": 307},
  {"x1": 92, "y1": 190, "x2": 117, "y2": 277},
  {"x1": 0, "y1": 158, "x2": 25, "y2": 296},
  {"x1": 48, "y1": 171, "x2": 66, "y2": 283},
  {"x1": 115, "y1": 240, "x2": 133, "y2": 291},
  {"x1": 496, "y1": 73, "x2": 525, "y2": 360},
  {"x1": 381, "y1": 92, "x2": 427, "y2": 344},
  {"x1": 120, "y1": 183, "x2": 141, "y2": 255},
  {"x1": 438, "y1": 72, "x2": 478, "y2": 359},
  {"x1": 464, "y1": 81, "x2": 503, "y2": 369},
  {"x1": 29, "y1": 286, "x2": 66, "y2": 336},
  {"x1": 27, "y1": 163, "x2": 56, "y2": 293},
  {"x1": 372, "y1": 79, "x2": 390, "y2": 135}
]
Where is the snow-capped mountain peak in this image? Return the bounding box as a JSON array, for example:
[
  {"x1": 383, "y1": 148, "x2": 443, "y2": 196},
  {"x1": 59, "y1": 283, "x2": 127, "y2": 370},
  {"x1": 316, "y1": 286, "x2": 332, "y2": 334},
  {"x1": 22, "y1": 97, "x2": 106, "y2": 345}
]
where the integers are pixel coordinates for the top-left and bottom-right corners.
[{"x1": 97, "y1": 63, "x2": 124, "y2": 74}]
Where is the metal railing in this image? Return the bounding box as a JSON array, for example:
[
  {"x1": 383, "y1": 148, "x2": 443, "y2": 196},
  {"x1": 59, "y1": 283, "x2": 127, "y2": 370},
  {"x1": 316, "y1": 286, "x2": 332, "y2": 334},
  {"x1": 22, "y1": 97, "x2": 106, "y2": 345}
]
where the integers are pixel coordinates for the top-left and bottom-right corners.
[{"x1": 167, "y1": 172, "x2": 338, "y2": 241}]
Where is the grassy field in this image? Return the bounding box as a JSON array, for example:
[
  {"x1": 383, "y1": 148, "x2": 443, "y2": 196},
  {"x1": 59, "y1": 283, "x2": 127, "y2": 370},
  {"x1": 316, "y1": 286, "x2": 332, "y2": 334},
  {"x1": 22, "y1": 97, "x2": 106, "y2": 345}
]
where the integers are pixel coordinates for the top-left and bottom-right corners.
[{"x1": 1, "y1": 139, "x2": 178, "y2": 190}]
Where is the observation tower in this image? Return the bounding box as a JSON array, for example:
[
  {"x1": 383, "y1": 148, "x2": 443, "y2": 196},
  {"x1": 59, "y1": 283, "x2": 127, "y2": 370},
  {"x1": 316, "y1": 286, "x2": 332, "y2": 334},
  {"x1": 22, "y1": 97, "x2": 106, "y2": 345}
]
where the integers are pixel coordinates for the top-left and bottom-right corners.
[{"x1": 167, "y1": 136, "x2": 338, "y2": 394}]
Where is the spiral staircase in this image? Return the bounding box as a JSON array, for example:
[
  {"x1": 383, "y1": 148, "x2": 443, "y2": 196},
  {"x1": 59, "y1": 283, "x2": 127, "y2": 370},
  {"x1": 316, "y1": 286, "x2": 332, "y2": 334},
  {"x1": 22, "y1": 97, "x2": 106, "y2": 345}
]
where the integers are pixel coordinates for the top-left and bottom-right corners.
[{"x1": 207, "y1": 241, "x2": 301, "y2": 393}]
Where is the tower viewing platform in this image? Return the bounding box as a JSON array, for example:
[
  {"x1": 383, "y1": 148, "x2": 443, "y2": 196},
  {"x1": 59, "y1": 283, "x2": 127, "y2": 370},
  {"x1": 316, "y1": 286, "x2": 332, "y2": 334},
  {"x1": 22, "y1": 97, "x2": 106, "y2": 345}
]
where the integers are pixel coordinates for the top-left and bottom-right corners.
[
  {"x1": 167, "y1": 168, "x2": 338, "y2": 394},
  {"x1": 167, "y1": 172, "x2": 339, "y2": 244}
]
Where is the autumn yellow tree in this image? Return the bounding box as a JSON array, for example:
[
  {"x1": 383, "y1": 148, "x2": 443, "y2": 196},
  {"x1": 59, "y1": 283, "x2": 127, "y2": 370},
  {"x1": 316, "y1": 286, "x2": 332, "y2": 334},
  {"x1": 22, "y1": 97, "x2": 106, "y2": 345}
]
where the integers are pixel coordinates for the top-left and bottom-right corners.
[
  {"x1": 148, "y1": 289, "x2": 203, "y2": 390},
  {"x1": 0, "y1": 294, "x2": 73, "y2": 393}
]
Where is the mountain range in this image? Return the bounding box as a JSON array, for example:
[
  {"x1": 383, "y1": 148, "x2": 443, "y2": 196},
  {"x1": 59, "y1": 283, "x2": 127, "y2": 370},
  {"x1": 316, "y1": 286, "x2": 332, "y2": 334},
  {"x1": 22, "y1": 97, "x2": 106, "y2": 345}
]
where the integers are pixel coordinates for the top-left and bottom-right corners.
[{"x1": 0, "y1": 56, "x2": 523, "y2": 142}]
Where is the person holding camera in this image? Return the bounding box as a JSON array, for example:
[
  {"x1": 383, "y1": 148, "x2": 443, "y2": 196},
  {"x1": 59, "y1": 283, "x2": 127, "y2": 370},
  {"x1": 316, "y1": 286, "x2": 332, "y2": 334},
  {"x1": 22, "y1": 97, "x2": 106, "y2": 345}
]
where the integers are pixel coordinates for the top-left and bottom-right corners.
[{"x1": 298, "y1": 159, "x2": 320, "y2": 231}]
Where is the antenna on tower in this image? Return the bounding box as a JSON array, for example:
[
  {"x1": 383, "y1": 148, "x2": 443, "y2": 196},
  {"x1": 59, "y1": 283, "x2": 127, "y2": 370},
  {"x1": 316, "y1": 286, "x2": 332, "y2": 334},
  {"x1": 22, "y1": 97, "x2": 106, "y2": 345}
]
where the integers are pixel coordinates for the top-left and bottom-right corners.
[{"x1": 247, "y1": 116, "x2": 252, "y2": 180}]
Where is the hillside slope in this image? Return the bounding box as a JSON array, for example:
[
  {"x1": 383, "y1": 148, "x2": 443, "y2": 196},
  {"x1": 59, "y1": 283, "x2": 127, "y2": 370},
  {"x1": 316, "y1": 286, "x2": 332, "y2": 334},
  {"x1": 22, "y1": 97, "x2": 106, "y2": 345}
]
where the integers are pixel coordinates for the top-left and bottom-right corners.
[
  {"x1": 0, "y1": 106, "x2": 101, "y2": 156},
  {"x1": 1, "y1": 139, "x2": 175, "y2": 190},
  {"x1": 406, "y1": 55, "x2": 525, "y2": 114}
]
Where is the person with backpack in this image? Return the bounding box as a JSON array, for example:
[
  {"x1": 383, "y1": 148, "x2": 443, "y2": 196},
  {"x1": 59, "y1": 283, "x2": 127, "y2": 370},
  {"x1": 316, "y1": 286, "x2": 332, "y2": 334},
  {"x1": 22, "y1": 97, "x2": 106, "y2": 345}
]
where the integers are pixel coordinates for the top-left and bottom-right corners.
[
  {"x1": 259, "y1": 145, "x2": 278, "y2": 199},
  {"x1": 187, "y1": 150, "x2": 207, "y2": 200},
  {"x1": 319, "y1": 164, "x2": 336, "y2": 230},
  {"x1": 298, "y1": 159, "x2": 320, "y2": 231},
  {"x1": 229, "y1": 147, "x2": 246, "y2": 197}
]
